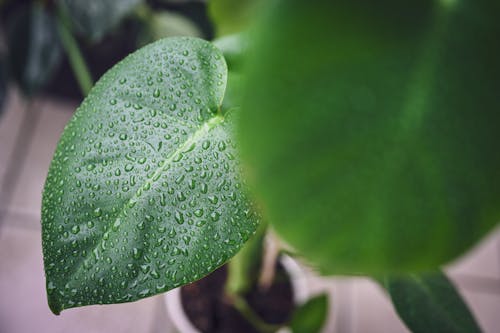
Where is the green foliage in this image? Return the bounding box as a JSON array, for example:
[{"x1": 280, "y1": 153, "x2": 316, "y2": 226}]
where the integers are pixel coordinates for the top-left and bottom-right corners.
[
  {"x1": 208, "y1": 0, "x2": 259, "y2": 37},
  {"x1": 238, "y1": 0, "x2": 500, "y2": 274},
  {"x1": 289, "y1": 294, "x2": 328, "y2": 333},
  {"x1": 213, "y1": 34, "x2": 246, "y2": 112},
  {"x1": 6, "y1": 3, "x2": 62, "y2": 96},
  {"x1": 58, "y1": 0, "x2": 142, "y2": 41},
  {"x1": 213, "y1": 34, "x2": 246, "y2": 71},
  {"x1": 384, "y1": 271, "x2": 482, "y2": 333},
  {"x1": 136, "y1": 11, "x2": 202, "y2": 47},
  {"x1": 41, "y1": 37, "x2": 259, "y2": 314},
  {"x1": 225, "y1": 220, "x2": 265, "y2": 296},
  {"x1": 38, "y1": 1, "x2": 500, "y2": 330}
]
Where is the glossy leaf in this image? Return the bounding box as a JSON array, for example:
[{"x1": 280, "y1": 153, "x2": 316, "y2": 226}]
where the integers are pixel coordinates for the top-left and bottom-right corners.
[
  {"x1": 59, "y1": 0, "x2": 142, "y2": 41},
  {"x1": 41, "y1": 37, "x2": 259, "y2": 314},
  {"x1": 239, "y1": 0, "x2": 500, "y2": 274},
  {"x1": 385, "y1": 272, "x2": 482, "y2": 333},
  {"x1": 289, "y1": 294, "x2": 328, "y2": 333},
  {"x1": 6, "y1": 3, "x2": 62, "y2": 95}
]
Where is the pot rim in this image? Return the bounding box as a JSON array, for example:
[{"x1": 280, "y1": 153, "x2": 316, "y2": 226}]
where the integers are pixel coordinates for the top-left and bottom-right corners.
[{"x1": 164, "y1": 254, "x2": 311, "y2": 333}]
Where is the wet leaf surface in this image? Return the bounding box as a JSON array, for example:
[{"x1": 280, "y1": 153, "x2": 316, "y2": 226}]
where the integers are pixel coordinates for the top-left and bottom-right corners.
[{"x1": 42, "y1": 37, "x2": 259, "y2": 314}]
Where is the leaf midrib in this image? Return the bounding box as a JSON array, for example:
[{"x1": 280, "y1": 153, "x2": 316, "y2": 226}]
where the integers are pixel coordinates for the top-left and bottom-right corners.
[
  {"x1": 62, "y1": 114, "x2": 225, "y2": 309},
  {"x1": 410, "y1": 274, "x2": 471, "y2": 333}
]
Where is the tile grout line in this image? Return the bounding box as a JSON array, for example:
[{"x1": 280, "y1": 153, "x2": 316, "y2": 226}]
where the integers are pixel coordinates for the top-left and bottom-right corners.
[{"x1": 0, "y1": 98, "x2": 42, "y2": 235}]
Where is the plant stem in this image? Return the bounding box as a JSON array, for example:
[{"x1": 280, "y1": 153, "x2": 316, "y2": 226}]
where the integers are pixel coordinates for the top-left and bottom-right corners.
[
  {"x1": 225, "y1": 221, "x2": 283, "y2": 333},
  {"x1": 55, "y1": 4, "x2": 93, "y2": 96},
  {"x1": 225, "y1": 220, "x2": 267, "y2": 296},
  {"x1": 258, "y1": 231, "x2": 280, "y2": 290},
  {"x1": 231, "y1": 294, "x2": 282, "y2": 333}
]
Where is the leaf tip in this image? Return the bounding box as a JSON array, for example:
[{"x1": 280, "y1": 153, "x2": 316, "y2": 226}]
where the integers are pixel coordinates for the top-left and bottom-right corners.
[{"x1": 48, "y1": 295, "x2": 62, "y2": 315}]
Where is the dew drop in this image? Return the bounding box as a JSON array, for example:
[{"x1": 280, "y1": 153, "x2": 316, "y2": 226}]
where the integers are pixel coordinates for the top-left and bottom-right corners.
[{"x1": 93, "y1": 208, "x2": 103, "y2": 217}]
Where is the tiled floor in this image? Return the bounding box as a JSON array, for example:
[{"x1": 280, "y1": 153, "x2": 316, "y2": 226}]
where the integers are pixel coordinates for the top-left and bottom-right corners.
[{"x1": 1, "y1": 89, "x2": 499, "y2": 333}]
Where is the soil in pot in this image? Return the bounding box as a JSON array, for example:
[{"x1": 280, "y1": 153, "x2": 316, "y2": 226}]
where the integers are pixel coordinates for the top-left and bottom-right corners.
[{"x1": 181, "y1": 261, "x2": 294, "y2": 333}]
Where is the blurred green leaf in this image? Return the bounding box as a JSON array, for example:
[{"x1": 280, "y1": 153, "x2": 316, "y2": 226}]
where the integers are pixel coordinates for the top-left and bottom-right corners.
[
  {"x1": 385, "y1": 271, "x2": 482, "y2": 333},
  {"x1": 213, "y1": 34, "x2": 247, "y2": 71},
  {"x1": 137, "y1": 11, "x2": 202, "y2": 47},
  {"x1": 220, "y1": 71, "x2": 242, "y2": 112},
  {"x1": 59, "y1": 0, "x2": 142, "y2": 41},
  {"x1": 42, "y1": 37, "x2": 259, "y2": 314},
  {"x1": 208, "y1": 0, "x2": 260, "y2": 36},
  {"x1": 239, "y1": 0, "x2": 500, "y2": 274},
  {"x1": 289, "y1": 294, "x2": 328, "y2": 333},
  {"x1": 6, "y1": 3, "x2": 62, "y2": 96},
  {"x1": 213, "y1": 35, "x2": 246, "y2": 111}
]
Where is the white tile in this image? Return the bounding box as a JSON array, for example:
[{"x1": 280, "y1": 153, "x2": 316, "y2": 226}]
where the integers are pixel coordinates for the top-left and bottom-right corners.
[
  {"x1": 8, "y1": 98, "x2": 75, "y2": 218},
  {"x1": 0, "y1": 221, "x2": 166, "y2": 333},
  {"x1": 0, "y1": 89, "x2": 24, "y2": 190},
  {"x1": 325, "y1": 278, "x2": 354, "y2": 333},
  {"x1": 458, "y1": 288, "x2": 500, "y2": 333},
  {"x1": 351, "y1": 278, "x2": 410, "y2": 333}
]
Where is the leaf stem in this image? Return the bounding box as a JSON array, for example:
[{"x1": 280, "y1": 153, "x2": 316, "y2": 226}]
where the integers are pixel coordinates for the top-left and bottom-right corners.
[
  {"x1": 225, "y1": 220, "x2": 267, "y2": 295},
  {"x1": 230, "y1": 294, "x2": 282, "y2": 333},
  {"x1": 55, "y1": 3, "x2": 93, "y2": 96},
  {"x1": 225, "y1": 221, "x2": 283, "y2": 333}
]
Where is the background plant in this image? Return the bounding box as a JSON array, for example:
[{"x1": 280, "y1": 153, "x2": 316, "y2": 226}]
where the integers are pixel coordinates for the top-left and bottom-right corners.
[{"x1": 25, "y1": 0, "x2": 500, "y2": 332}]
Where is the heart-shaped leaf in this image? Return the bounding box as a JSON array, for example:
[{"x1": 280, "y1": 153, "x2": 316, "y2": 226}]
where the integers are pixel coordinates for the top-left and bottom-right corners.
[
  {"x1": 6, "y1": 3, "x2": 62, "y2": 95},
  {"x1": 42, "y1": 37, "x2": 259, "y2": 314},
  {"x1": 384, "y1": 271, "x2": 482, "y2": 333},
  {"x1": 58, "y1": 0, "x2": 142, "y2": 41},
  {"x1": 239, "y1": 0, "x2": 500, "y2": 274}
]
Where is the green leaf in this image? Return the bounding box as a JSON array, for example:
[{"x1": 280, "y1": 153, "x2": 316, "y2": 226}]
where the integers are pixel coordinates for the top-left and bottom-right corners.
[
  {"x1": 239, "y1": 0, "x2": 500, "y2": 274},
  {"x1": 213, "y1": 35, "x2": 247, "y2": 112},
  {"x1": 41, "y1": 37, "x2": 259, "y2": 314},
  {"x1": 213, "y1": 34, "x2": 247, "y2": 72},
  {"x1": 6, "y1": 3, "x2": 62, "y2": 96},
  {"x1": 289, "y1": 294, "x2": 328, "y2": 333},
  {"x1": 58, "y1": 0, "x2": 142, "y2": 41},
  {"x1": 208, "y1": 0, "x2": 260, "y2": 37},
  {"x1": 136, "y1": 11, "x2": 202, "y2": 47},
  {"x1": 384, "y1": 271, "x2": 482, "y2": 333}
]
